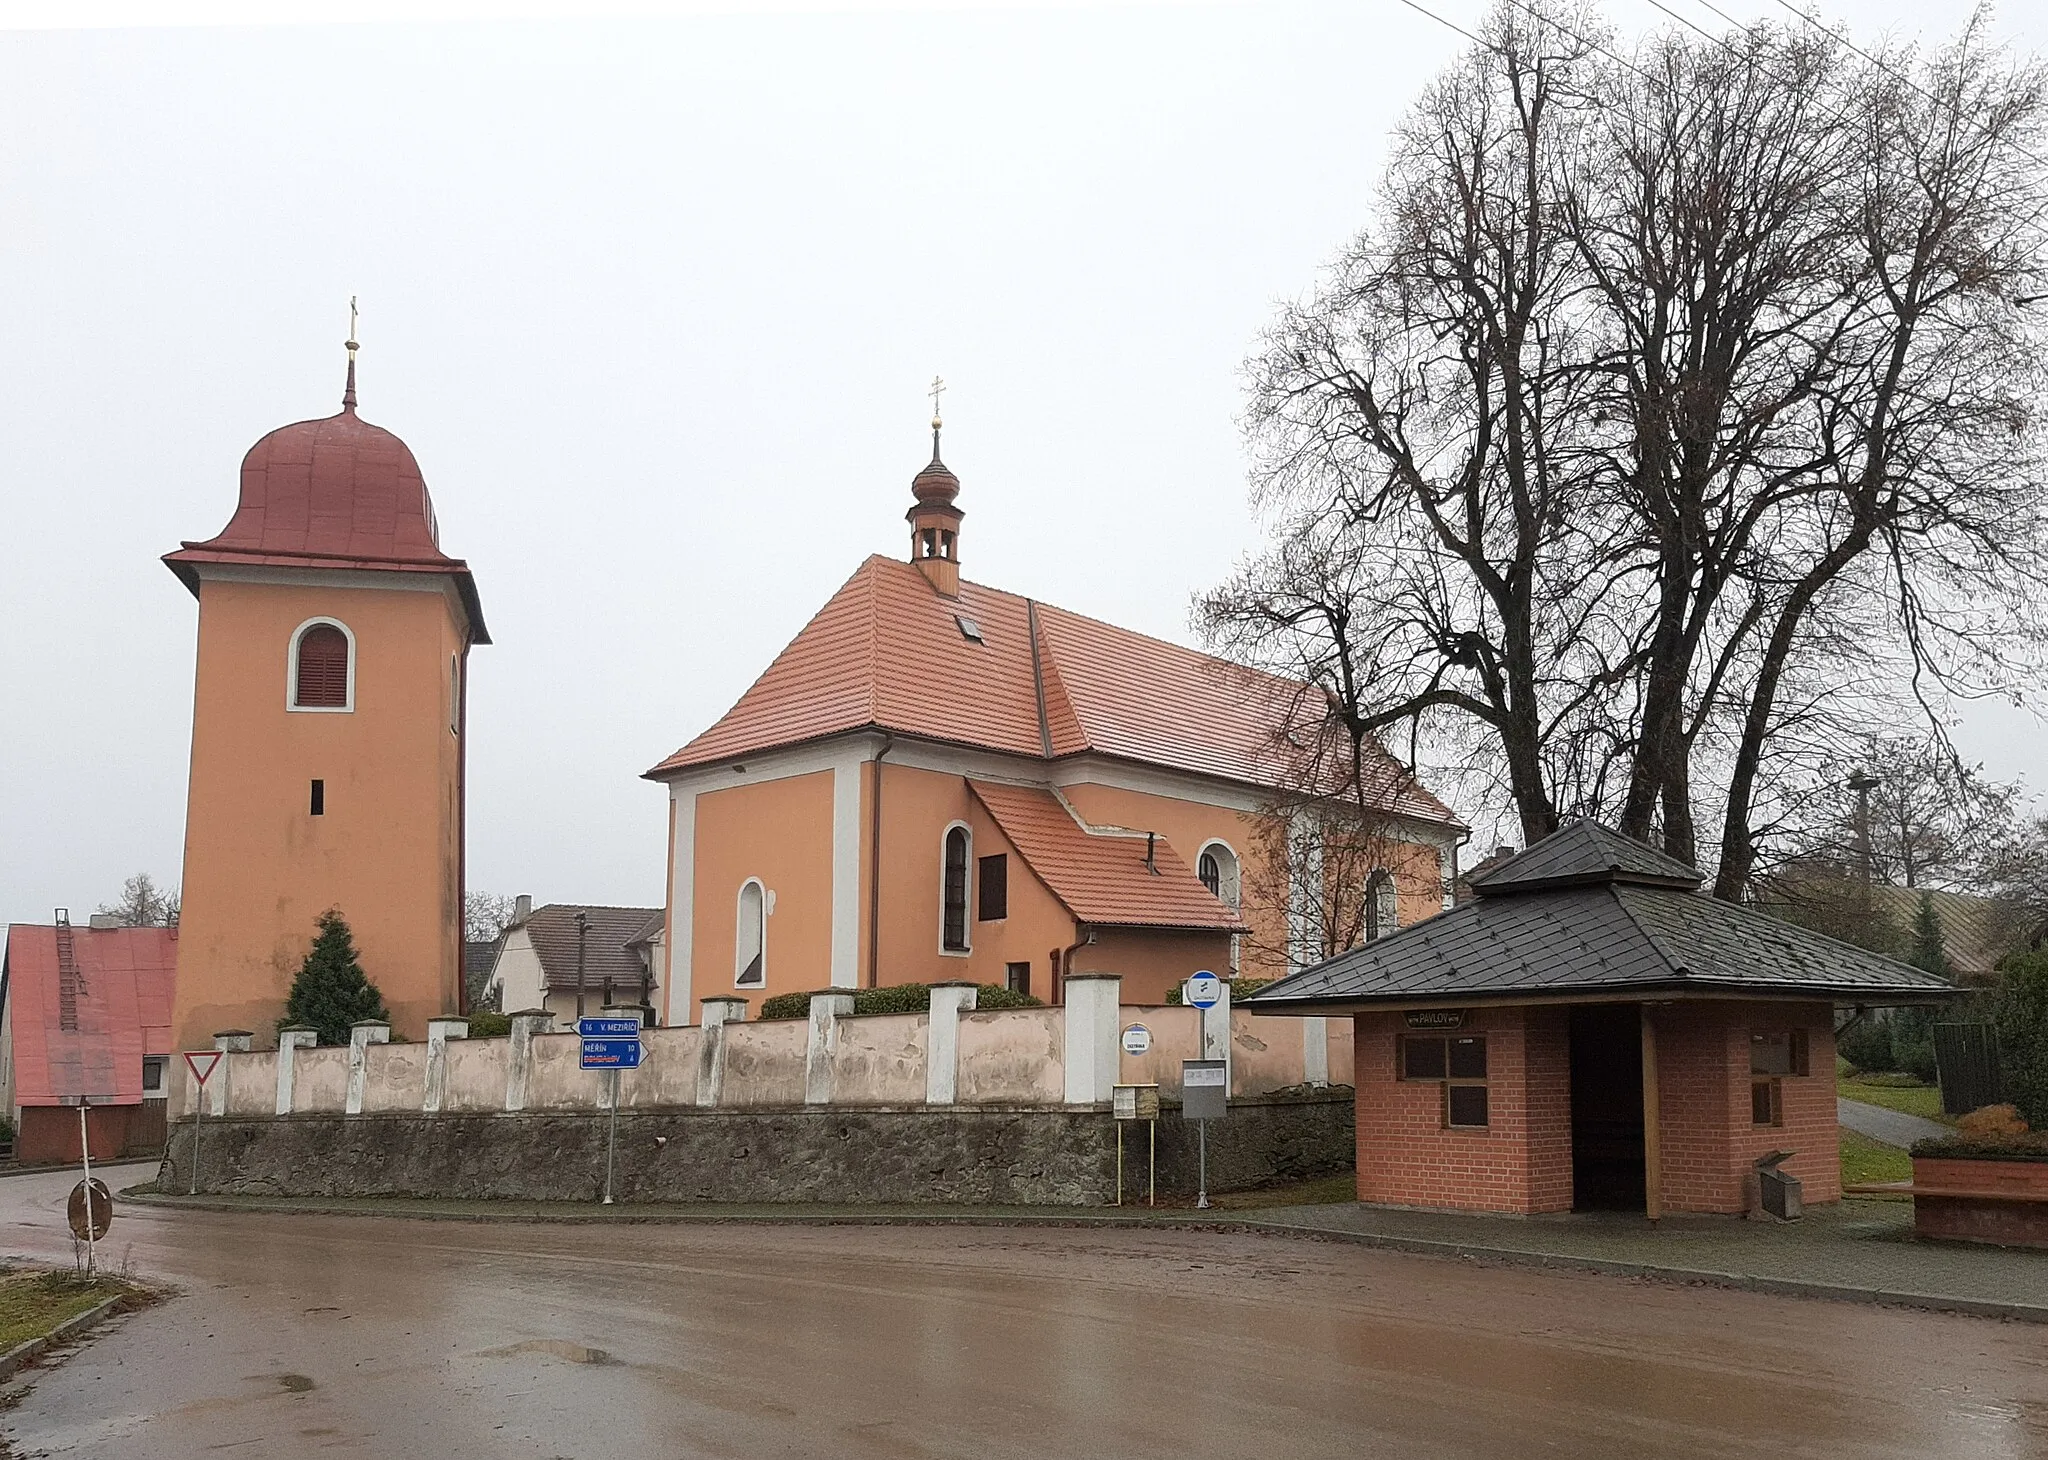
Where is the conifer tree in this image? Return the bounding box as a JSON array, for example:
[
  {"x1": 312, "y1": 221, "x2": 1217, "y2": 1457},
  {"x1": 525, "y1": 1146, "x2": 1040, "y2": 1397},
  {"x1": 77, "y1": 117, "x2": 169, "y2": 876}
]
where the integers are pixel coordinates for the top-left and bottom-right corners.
[
  {"x1": 281, "y1": 908, "x2": 390, "y2": 1045},
  {"x1": 1888, "y1": 893, "x2": 1948, "y2": 1083}
]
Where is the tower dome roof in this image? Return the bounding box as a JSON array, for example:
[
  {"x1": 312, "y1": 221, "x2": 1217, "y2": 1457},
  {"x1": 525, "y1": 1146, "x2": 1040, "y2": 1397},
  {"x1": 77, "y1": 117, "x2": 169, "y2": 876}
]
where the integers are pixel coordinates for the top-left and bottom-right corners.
[
  {"x1": 910, "y1": 451, "x2": 960, "y2": 506},
  {"x1": 164, "y1": 364, "x2": 489, "y2": 642}
]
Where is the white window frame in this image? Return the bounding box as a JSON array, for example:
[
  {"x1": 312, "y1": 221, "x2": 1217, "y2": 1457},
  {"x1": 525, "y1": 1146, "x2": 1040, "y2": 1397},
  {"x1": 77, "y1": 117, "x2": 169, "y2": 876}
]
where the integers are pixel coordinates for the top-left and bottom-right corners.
[
  {"x1": 1367, "y1": 868, "x2": 1399, "y2": 942},
  {"x1": 1196, "y1": 839, "x2": 1242, "y2": 911},
  {"x1": 287, "y1": 616, "x2": 356, "y2": 714},
  {"x1": 735, "y1": 878, "x2": 768, "y2": 988},
  {"x1": 939, "y1": 821, "x2": 973, "y2": 957},
  {"x1": 141, "y1": 1055, "x2": 168, "y2": 1099}
]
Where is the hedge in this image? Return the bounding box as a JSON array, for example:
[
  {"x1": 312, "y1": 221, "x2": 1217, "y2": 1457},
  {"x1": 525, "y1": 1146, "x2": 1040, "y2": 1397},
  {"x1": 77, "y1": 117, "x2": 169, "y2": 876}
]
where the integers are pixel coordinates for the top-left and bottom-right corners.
[
  {"x1": 756, "y1": 983, "x2": 1045, "y2": 1020},
  {"x1": 1911, "y1": 1133, "x2": 2048, "y2": 1162}
]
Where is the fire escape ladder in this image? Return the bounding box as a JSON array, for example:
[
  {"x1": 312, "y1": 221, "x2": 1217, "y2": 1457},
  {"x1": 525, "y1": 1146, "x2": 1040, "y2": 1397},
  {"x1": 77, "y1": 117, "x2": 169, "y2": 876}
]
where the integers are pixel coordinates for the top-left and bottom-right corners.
[{"x1": 53, "y1": 908, "x2": 81, "y2": 1033}]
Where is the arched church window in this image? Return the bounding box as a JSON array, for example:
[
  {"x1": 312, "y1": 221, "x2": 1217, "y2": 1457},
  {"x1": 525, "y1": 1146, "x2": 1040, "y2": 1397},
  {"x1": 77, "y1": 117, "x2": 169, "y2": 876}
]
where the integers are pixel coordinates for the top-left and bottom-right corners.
[
  {"x1": 1197, "y1": 841, "x2": 1241, "y2": 910},
  {"x1": 942, "y1": 825, "x2": 971, "y2": 952},
  {"x1": 1366, "y1": 869, "x2": 1399, "y2": 942},
  {"x1": 736, "y1": 880, "x2": 766, "y2": 987},
  {"x1": 291, "y1": 621, "x2": 352, "y2": 710}
]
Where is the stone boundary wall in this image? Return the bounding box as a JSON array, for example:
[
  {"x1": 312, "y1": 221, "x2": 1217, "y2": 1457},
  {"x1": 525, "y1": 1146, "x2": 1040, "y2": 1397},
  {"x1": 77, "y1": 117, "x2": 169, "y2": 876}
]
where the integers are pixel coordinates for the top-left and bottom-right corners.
[
  {"x1": 177, "y1": 976, "x2": 1355, "y2": 1122},
  {"x1": 158, "y1": 1093, "x2": 1356, "y2": 1207}
]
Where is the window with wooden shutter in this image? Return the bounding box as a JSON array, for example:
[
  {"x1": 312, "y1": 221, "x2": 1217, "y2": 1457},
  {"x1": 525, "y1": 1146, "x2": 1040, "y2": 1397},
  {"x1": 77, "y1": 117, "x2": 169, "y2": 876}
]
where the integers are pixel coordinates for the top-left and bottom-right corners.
[{"x1": 294, "y1": 624, "x2": 351, "y2": 709}]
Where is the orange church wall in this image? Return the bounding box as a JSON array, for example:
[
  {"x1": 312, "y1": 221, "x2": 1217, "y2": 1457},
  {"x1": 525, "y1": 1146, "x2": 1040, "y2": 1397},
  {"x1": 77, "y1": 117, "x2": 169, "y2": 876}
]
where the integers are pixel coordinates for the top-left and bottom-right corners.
[
  {"x1": 862, "y1": 764, "x2": 1078, "y2": 995},
  {"x1": 172, "y1": 577, "x2": 467, "y2": 1049},
  {"x1": 1071, "y1": 929, "x2": 1232, "y2": 1005},
  {"x1": 691, "y1": 770, "x2": 836, "y2": 1007}
]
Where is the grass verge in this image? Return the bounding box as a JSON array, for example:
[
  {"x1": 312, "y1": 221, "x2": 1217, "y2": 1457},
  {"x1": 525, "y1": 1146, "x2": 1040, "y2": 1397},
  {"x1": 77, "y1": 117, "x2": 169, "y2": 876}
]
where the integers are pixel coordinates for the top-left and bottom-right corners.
[
  {"x1": 1840, "y1": 1129, "x2": 1912, "y2": 1190},
  {"x1": 0, "y1": 1270, "x2": 145, "y2": 1353},
  {"x1": 1837, "y1": 1076, "x2": 1955, "y2": 1125}
]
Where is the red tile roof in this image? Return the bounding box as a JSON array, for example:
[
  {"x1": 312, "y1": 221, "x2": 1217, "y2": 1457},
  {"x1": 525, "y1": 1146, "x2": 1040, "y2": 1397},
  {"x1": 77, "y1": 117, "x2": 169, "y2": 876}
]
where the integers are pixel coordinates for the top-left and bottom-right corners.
[
  {"x1": 164, "y1": 391, "x2": 489, "y2": 642},
  {"x1": 3, "y1": 924, "x2": 177, "y2": 1106},
  {"x1": 646, "y1": 555, "x2": 1458, "y2": 827},
  {"x1": 968, "y1": 781, "x2": 1248, "y2": 931}
]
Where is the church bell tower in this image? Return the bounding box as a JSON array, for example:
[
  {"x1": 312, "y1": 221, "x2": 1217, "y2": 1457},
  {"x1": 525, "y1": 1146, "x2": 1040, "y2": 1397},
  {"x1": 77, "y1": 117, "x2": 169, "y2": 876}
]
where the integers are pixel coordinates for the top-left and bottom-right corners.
[{"x1": 163, "y1": 335, "x2": 488, "y2": 1047}]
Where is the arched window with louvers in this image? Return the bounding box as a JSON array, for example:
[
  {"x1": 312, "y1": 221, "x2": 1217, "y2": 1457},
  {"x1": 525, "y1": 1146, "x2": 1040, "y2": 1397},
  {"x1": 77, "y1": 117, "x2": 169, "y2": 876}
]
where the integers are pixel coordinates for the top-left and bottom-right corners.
[{"x1": 289, "y1": 619, "x2": 355, "y2": 712}]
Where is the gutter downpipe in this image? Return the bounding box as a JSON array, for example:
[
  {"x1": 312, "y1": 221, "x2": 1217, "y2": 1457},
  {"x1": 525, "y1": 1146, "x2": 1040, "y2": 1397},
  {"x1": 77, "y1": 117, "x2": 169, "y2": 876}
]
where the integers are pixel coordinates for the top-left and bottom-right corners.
[
  {"x1": 1056, "y1": 926, "x2": 1095, "y2": 1006},
  {"x1": 866, "y1": 734, "x2": 896, "y2": 989}
]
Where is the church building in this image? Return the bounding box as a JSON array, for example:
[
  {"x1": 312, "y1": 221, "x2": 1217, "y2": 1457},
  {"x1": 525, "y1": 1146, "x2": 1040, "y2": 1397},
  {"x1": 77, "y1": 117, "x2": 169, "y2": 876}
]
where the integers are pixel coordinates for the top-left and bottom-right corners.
[
  {"x1": 164, "y1": 344, "x2": 487, "y2": 1047},
  {"x1": 645, "y1": 410, "x2": 1464, "y2": 1019}
]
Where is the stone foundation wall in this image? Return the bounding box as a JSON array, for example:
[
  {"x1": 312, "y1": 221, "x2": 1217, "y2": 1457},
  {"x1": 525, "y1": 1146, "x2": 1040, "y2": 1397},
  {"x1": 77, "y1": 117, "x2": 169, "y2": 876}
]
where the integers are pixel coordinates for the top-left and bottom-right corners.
[{"x1": 158, "y1": 1092, "x2": 1353, "y2": 1207}]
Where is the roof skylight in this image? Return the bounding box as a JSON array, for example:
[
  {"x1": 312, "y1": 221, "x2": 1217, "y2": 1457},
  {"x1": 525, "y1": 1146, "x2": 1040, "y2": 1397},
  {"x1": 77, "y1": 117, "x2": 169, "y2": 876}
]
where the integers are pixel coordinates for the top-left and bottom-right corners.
[{"x1": 955, "y1": 614, "x2": 984, "y2": 643}]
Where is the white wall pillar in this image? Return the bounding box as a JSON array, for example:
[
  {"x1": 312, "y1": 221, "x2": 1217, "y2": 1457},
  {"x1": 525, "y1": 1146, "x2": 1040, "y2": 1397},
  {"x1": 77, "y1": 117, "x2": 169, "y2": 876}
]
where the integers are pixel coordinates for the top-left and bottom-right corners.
[
  {"x1": 345, "y1": 1020, "x2": 390, "y2": 1115},
  {"x1": 1062, "y1": 974, "x2": 1122, "y2": 1106},
  {"x1": 697, "y1": 996, "x2": 747, "y2": 1107},
  {"x1": 424, "y1": 1017, "x2": 469, "y2": 1114},
  {"x1": 829, "y1": 753, "x2": 863, "y2": 989},
  {"x1": 1302, "y1": 1015, "x2": 1331, "y2": 1088},
  {"x1": 666, "y1": 787, "x2": 698, "y2": 1028},
  {"x1": 925, "y1": 982, "x2": 977, "y2": 1105},
  {"x1": 275, "y1": 1027, "x2": 316, "y2": 1115},
  {"x1": 1203, "y1": 979, "x2": 1232, "y2": 1091},
  {"x1": 1287, "y1": 808, "x2": 1325, "y2": 974},
  {"x1": 211, "y1": 1030, "x2": 252, "y2": 1117},
  {"x1": 806, "y1": 991, "x2": 856, "y2": 1105},
  {"x1": 505, "y1": 1010, "x2": 554, "y2": 1112}
]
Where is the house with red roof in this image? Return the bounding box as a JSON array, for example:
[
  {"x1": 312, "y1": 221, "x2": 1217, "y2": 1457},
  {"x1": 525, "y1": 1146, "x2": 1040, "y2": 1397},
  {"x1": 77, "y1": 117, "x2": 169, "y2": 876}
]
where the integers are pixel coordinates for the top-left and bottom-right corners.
[
  {"x1": 0, "y1": 915, "x2": 177, "y2": 1162},
  {"x1": 644, "y1": 417, "x2": 1465, "y2": 1019}
]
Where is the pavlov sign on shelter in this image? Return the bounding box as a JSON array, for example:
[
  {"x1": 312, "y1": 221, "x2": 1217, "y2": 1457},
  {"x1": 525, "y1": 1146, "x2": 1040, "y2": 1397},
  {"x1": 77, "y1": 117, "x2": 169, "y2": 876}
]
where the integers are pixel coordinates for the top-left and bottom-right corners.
[
  {"x1": 1403, "y1": 1009, "x2": 1466, "y2": 1031},
  {"x1": 580, "y1": 1038, "x2": 643, "y2": 1070},
  {"x1": 1184, "y1": 973, "x2": 1223, "y2": 1010}
]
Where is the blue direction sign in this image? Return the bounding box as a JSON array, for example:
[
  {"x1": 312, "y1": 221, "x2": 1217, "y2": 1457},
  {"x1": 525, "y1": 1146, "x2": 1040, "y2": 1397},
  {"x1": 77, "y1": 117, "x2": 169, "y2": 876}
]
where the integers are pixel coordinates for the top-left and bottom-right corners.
[
  {"x1": 1184, "y1": 972, "x2": 1223, "y2": 1010},
  {"x1": 581, "y1": 1038, "x2": 642, "y2": 1069},
  {"x1": 578, "y1": 1017, "x2": 642, "y2": 1038}
]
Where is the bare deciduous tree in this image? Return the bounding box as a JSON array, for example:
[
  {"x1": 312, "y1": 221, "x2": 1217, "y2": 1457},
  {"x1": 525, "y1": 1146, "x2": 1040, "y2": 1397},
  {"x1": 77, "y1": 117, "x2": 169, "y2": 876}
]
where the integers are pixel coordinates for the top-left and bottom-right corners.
[
  {"x1": 94, "y1": 872, "x2": 179, "y2": 928},
  {"x1": 1203, "y1": 3, "x2": 2048, "y2": 900}
]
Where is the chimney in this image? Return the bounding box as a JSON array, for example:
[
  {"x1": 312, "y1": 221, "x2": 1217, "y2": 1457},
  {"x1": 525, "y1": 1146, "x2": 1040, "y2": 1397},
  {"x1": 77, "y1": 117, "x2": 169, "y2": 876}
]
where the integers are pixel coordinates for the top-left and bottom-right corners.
[{"x1": 513, "y1": 894, "x2": 532, "y2": 923}]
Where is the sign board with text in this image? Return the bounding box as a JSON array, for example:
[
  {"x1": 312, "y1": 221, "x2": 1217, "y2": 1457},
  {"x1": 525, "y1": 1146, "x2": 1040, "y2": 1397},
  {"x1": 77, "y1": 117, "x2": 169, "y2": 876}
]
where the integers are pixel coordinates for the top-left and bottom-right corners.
[{"x1": 1181, "y1": 1059, "x2": 1227, "y2": 1120}]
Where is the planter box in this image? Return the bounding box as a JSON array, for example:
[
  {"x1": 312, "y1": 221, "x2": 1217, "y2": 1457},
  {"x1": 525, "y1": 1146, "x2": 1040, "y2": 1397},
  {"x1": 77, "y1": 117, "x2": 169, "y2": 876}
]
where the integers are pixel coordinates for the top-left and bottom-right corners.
[{"x1": 1911, "y1": 1155, "x2": 2048, "y2": 1248}]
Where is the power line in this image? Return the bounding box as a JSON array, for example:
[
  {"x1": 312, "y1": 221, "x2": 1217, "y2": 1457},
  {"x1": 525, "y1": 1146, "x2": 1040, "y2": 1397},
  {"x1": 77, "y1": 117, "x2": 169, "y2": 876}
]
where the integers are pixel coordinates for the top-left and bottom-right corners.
[{"x1": 1765, "y1": 0, "x2": 2048, "y2": 173}]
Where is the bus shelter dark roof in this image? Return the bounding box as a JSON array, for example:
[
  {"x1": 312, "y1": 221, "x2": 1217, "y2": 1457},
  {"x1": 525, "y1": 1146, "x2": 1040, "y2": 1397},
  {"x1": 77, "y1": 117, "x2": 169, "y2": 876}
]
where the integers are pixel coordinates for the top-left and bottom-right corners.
[{"x1": 1247, "y1": 822, "x2": 1956, "y2": 1014}]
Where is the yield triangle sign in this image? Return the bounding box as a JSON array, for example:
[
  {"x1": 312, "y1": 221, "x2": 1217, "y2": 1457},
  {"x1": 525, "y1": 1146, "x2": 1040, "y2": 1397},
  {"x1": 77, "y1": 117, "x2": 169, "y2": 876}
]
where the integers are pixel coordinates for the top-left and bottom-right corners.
[{"x1": 183, "y1": 1051, "x2": 223, "y2": 1086}]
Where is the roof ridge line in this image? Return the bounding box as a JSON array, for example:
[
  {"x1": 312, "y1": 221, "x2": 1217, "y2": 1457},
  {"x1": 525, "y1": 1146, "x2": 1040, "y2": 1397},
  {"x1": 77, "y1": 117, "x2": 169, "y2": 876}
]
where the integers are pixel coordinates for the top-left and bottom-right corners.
[
  {"x1": 1045, "y1": 784, "x2": 1150, "y2": 841},
  {"x1": 1025, "y1": 598, "x2": 1054, "y2": 759},
  {"x1": 1603, "y1": 882, "x2": 1691, "y2": 983}
]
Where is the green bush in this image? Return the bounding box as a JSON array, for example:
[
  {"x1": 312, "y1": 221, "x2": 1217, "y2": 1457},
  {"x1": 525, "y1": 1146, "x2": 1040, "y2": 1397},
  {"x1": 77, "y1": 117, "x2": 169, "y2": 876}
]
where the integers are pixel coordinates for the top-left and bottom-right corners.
[
  {"x1": 1911, "y1": 1131, "x2": 2048, "y2": 1162},
  {"x1": 1995, "y1": 950, "x2": 2048, "y2": 1129},
  {"x1": 757, "y1": 983, "x2": 1044, "y2": 1020},
  {"x1": 465, "y1": 1010, "x2": 512, "y2": 1038},
  {"x1": 1165, "y1": 976, "x2": 1274, "y2": 1006},
  {"x1": 1890, "y1": 1006, "x2": 1939, "y2": 1084},
  {"x1": 1836, "y1": 1015, "x2": 1894, "y2": 1074}
]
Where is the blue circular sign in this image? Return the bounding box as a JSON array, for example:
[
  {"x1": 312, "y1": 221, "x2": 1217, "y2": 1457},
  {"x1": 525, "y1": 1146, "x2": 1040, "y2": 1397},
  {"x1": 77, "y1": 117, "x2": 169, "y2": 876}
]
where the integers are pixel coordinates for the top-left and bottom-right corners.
[{"x1": 1185, "y1": 972, "x2": 1223, "y2": 1009}]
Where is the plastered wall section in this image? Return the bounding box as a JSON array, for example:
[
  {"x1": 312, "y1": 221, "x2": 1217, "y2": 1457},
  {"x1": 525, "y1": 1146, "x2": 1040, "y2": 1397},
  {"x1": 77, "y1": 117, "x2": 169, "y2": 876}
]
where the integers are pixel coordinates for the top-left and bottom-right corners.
[
  {"x1": 1656, "y1": 1001, "x2": 1839, "y2": 1213},
  {"x1": 174, "y1": 578, "x2": 466, "y2": 1047},
  {"x1": 691, "y1": 771, "x2": 836, "y2": 1007},
  {"x1": 1352, "y1": 1007, "x2": 1573, "y2": 1215}
]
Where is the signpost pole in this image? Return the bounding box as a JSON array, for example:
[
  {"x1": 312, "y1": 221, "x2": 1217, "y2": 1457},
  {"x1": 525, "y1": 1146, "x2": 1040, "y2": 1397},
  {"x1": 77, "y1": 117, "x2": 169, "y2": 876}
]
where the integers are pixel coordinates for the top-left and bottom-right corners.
[
  {"x1": 1197, "y1": 1120, "x2": 1209, "y2": 1210},
  {"x1": 191, "y1": 1086, "x2": 203, "y2": 1197},
  {"x1": 603, "y1": 1069, "x2": 620, "y2": 1206},
  {"x1": 1115, "y1": 1123, "x2": 1125, "y2": 1207},
  {"x1": 1148, "y1": 1118, "x2": 1156, "y2": 1207},
  {"x1": 77, "y1": 1106, "x2": 96, "y2": 1276}
]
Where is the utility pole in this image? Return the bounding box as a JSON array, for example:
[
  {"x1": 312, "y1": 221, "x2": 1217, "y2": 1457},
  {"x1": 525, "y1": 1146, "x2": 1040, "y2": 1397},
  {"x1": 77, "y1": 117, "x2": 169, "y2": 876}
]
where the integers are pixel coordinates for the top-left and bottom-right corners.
[
  {"x1": 1847, "y1": 772, "x2": 1881, "y2": 886},
  {"x1": 575, "y1": 911, "x2": 590, "y2": 1019}
]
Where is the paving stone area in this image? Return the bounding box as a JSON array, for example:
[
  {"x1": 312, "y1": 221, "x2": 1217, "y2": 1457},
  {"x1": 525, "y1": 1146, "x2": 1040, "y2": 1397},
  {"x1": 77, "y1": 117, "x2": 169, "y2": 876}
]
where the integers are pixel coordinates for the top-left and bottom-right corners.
[{"x1": 1237, "y1": 1197, "x2": 2048, "y2": 1314}]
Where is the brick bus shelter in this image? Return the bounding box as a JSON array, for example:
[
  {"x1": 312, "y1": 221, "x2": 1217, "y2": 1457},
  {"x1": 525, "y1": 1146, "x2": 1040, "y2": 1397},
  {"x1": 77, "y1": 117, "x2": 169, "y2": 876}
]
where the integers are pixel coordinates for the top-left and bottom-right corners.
[{"x1": 1247, "y1": 823, "x2": 1954, "y2": 1218}]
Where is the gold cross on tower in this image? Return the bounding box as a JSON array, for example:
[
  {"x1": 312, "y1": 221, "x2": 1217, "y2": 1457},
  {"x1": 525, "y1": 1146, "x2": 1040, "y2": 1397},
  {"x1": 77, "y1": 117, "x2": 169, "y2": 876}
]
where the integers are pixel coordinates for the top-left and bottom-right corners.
[
  {"x1": 347, "y1": 295, "x2": 359, "y2": 356},
  {"x1": 929, "y1": 375, "x2": 946, "y2": 429}
]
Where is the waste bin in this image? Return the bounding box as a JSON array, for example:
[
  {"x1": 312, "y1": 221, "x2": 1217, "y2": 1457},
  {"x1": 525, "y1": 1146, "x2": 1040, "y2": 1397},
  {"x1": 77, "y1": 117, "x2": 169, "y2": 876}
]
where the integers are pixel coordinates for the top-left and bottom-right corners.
[{"x1": 1755, "y1": 1150, "x2": 1802, "y2": 1221}]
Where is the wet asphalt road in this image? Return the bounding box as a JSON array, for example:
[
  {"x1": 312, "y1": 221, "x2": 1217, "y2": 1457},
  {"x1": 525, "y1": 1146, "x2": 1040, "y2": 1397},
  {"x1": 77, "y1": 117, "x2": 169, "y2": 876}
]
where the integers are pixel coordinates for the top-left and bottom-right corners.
[{"x1": 0, "y1": 1164, "x2": 2042, "y2": 1458}]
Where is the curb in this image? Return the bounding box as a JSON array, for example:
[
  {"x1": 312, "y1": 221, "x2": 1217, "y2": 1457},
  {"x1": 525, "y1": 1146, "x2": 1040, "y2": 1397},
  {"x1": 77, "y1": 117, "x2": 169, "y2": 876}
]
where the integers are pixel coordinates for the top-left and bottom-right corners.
[
  {"x1": 123, "y1": 1189, "x2": 2046, "y2": 1324},
  {"x1": 0, "y1": 1292, "x2": 129, "y2": 1383}
]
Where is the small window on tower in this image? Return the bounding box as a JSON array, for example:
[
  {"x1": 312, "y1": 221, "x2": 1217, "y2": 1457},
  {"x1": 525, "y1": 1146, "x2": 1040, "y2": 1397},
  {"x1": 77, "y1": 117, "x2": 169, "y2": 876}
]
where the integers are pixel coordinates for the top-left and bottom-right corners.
[
  {"x1": 978, "y1": 854, "x2": 1008, "y2": 921},
  {"x1": 310, "y1": 779, "x2": 325, "y2": 816}
]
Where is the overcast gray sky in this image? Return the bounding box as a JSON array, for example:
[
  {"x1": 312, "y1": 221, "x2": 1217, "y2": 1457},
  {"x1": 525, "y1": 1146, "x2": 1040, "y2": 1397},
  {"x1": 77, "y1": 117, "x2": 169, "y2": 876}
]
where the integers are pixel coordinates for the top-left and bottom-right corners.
[{"x1": 2, "y1": 0, "x2": 2039, "y2": 927}]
